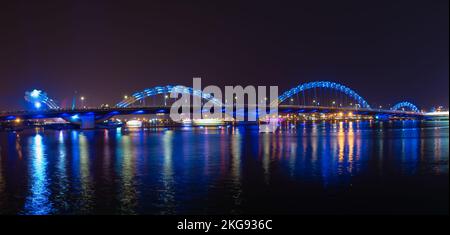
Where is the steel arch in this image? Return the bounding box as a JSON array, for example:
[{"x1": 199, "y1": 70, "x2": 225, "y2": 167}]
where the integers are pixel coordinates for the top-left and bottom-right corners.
[
  {"x1": 277, "y1": 81, "x2": 371, "y2": 108},
  {"x1": 116, "y1": 85, "x2": 223, "y2": 107},
  {"x1": 390, "y1": 101, "x2": 420, "y2": 113}
]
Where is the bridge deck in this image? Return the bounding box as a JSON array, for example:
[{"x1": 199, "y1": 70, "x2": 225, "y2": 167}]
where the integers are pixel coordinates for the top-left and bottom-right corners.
[{"x1": 0, "y1": 105, "x2": 424, "y2": 121}]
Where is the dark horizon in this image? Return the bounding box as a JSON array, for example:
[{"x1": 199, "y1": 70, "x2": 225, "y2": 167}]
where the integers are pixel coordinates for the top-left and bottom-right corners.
[{"x1": 0, "y1": 0, "x2": 448, "y2": 110}]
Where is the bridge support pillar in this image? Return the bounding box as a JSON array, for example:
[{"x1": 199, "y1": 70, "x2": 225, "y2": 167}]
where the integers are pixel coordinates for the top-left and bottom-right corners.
[{"x1": 80, "y1": 114, "x2": 95, "y2": 129}]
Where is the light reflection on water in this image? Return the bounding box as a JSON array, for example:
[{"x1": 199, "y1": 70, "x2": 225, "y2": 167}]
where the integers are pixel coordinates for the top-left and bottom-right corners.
[
  {"x1": 54, "y1": 131, "x2": 68, "y2": 211},
  {"x1": 0, "y1": 120, "x2": 448, "y2": 214},
  {"x1": 23, "y1": 133, "x2": 52, "y2": 214},
  {"x1": 160, "y1": 130, "x2": 175, "y2": 214}
]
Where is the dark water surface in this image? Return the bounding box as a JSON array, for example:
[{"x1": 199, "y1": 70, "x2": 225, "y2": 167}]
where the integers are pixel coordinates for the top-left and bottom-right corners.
[{"x1": 0, "y1": 121, "x2": 448, "y2": 214}]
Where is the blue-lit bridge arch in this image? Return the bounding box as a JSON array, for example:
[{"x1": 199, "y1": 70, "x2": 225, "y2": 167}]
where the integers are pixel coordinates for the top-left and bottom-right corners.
[
  {"x1": 276, "y1": 81, "x2": 371, "y2": 108},
  {"x1": 116, "y1": 85, "x2": 223, "y2": 108},
  {"x1": 391, "y1": 101, "x2": 420, "y2": 113}
]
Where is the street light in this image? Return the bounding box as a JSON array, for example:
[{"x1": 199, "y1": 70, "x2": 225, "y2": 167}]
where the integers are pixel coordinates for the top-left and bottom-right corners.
[{"x1": 80, "y1": 96, "x2": 85, "y2": 108}]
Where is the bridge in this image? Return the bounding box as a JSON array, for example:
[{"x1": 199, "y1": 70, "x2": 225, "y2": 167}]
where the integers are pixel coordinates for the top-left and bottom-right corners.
[{"x1": 1, "y1": 81, "x2": 429, "y2": 129}]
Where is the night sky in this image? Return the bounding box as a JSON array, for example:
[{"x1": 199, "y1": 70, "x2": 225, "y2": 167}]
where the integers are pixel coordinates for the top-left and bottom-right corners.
[{"x1": 0, "y1": 0, "x2": 448, "y2": 110}]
